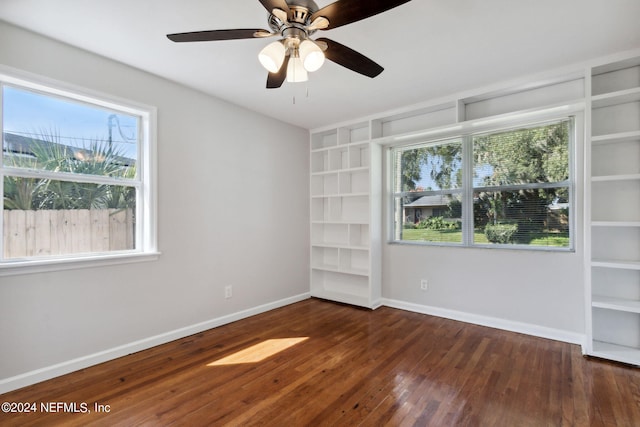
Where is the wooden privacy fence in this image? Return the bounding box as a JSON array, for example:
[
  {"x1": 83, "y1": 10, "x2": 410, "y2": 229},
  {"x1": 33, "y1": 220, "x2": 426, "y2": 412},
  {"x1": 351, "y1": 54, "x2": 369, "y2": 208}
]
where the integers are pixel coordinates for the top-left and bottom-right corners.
[{"x1": 3, "y1": 208, "x2": 134, "y2": 259}]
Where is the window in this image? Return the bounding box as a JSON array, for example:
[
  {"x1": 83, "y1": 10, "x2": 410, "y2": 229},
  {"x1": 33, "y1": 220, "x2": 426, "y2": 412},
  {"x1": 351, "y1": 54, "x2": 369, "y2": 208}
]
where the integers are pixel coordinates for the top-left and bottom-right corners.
[
  {"x1": 1, "y1": 74, "x2": 156, "y2": 269},
  {"x1": 392, "y1": 118, "x2": 573, "y2": 250},
  {"x1": 393, "y1": 139, "x2": 464, "y2": 244}
]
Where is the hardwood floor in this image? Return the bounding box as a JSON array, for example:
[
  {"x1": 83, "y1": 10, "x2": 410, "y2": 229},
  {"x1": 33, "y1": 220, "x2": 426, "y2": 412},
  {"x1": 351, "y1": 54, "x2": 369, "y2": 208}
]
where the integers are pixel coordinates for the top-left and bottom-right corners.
[{"x1": 1, "y1": 298, "x2": 640, "y2": 426}]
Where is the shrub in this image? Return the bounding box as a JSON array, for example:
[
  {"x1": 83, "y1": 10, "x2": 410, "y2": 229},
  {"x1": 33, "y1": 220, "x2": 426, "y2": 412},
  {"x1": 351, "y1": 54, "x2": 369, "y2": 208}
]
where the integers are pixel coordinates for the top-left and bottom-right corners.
[
  {"x1": 415, "y1": 216, "x2": 459, "y2": 230},
  {"x1": 484, "y1": 223, "x2": 518, "y2": 244}
]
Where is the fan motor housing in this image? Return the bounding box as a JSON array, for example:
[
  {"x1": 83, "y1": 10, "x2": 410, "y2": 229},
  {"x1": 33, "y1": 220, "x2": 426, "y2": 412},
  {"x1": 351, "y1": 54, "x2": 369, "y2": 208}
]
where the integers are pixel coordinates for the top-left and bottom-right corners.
[
  {"x1": 288, "y1": 0, "x2": 319, "y2": 14},
  {"x1": 268, "y1": 1, "x2": 320, "y2": 37}
]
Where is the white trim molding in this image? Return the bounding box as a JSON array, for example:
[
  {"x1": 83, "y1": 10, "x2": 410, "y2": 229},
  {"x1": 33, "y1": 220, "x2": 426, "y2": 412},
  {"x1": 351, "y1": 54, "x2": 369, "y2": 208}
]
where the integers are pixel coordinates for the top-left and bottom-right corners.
[
  {"x1": 0, "y1": 65, "x2": 159, "y2": 274},
  {"x1": 381, "y1": 298, "x2": 586, "y2": 348},
  {"x1": 0, "y1": 293, "x2": 311, "y2": 394}
]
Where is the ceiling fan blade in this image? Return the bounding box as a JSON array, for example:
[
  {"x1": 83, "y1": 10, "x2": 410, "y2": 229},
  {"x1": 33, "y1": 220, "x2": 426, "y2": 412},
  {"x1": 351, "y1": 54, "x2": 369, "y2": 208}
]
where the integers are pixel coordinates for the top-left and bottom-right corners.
[
  {"x1": 316, "y1": 38, "x2": 383, "y2": 78},
  {"x1": 267, "y1": 55, "x2": 290, "y2": 89},
  {"x1": 167, "y1": 29, "x2": 271, "y2": 42},
  {"x1": 311, "y1": 0, "x2": 412, "y2": 30},
  {"x1": 258, "y1": 0, "x2": 291, "y2": 16}
]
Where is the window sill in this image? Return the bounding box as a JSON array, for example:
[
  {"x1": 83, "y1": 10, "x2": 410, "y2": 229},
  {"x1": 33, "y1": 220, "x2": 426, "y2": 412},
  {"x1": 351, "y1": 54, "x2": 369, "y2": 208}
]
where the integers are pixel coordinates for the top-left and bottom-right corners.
[
  {"x1": 388, "y1": 240, "x2": 575, "y2": 253},
  {"x1": 0, "y1": 251, "x2": 161, "y2": 277}
]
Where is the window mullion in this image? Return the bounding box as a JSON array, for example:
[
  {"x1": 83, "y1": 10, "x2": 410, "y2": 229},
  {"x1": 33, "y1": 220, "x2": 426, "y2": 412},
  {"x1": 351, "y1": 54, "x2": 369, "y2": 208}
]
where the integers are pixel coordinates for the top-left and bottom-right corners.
[
  {"x1": 395, "y1": 188, "x2": 463, "y2": 199},
  {"x1": 474, "y1": 181, "x2": 571, "y2": 193},
  {"x1": 3, "y1": 166, "x2": 139, "y2": 187},
  {"x1": 462, "y1": 135, "x2": 474, "y2": 246}
]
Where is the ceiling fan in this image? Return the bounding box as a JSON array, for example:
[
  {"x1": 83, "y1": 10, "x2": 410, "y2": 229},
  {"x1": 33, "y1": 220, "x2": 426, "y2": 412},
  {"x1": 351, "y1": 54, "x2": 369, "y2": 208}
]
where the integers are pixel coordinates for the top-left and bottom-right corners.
[{"x1": 167, "y1": 0, "x2": 412, "y2": 89}]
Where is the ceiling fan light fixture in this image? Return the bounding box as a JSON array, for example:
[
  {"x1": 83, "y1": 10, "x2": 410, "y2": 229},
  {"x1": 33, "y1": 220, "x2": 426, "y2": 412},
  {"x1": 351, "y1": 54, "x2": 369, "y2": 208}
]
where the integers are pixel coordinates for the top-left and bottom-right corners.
[
  {"x1": 286, "y1": 53, "x2": 308, "y2": 82},
  {"x1": 299, "y1": 40, "x2": 325, "y2": 72},
  {"x1": 258, "y1": 41, "x2": 286, "y2": 73},
  {"x1": 167, "y1": 0, "x2": 413, "y2": 89}
]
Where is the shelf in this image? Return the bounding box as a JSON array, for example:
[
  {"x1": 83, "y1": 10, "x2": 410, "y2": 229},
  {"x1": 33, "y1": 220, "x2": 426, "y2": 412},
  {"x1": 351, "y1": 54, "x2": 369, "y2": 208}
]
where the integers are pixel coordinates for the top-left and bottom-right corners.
[
  {"x1": 591, "y1": 87, "x2": 640, "y2": 108},
  {"x1": 338, "y1": 123, "x2": 370, "y2": 145},
  {"x1": 311, "y1": 220, "x2": 369, "y2": 225},
  {"x1": 311, "y1": 194, "x2": 370, "y2": 223},
  {"x1": 311, "y1": 192, "x2": 370, "y2": 199},
  {"x1": 591, "y1": 178, "x2": 640, "y2": 223},
  {"x1": 339, "y1": 169, "x2": 369, "y2": 194},
  {"x1": 309, "y1": 288, "x2": 372, "y2": 308},
  {"x1": 591, "y1": 260, "x2": 640, "y2": 270},
  {"x1": 310, "y1": 166, "x2": 369, "y2": 177},
  {"x1": 590, "y1": 341, "x2": 640, "y2": 366},
  {"x1": 345, "y1": 166, "x2": 370, "y2": 173},
  {"x1": 591, "y1": 98, "x2": 640, "y2": 137},
  {"x1": 311, "y1": 265, "x2": 369, "y2": 277},
  {"x1": 311, "y1": 130, "x2": 338, "y2": 150},
  {"x1": 592, "y1": 295, "x2": 640, "y2": 313},
  {"x1": 310, "y1": 146, "x2": 371, "y2": 173},
  {"x1": 592, "y1": 56, "x2": 640, "y2": 77},
  {"x1": 311, "y1": 243, "x2": 368, "y2": 250},
  {"x1": 328, "y1": 146, "x2": 349, "y2": 171},
  {"x1": 310, "y1": 145, "x2": 333, "y2": 154},
  {"x1": 311, "y1": 169, "x2": 338, "y2": 177},
  {"x1": 310, "y1": 268, "x2": 372, "y2": 306},
  {"x1": 310, "y1": 140, "x2": 370, "y2": 153},
  {"x1": 349, "y1": 145, "x2": 370, "y2": 169},
  {"x1": 591, "y1": 130, "x2": 640, "y2": 145},
  {"x1": 370, "y1": 102, "x2": 457, "y2": 139},
  {"x1": 592, "y1": 173, "x2": 640, "y2": 182},
  {"x1": 592, "y1": 221, "x2": 640, "y2": 227}
]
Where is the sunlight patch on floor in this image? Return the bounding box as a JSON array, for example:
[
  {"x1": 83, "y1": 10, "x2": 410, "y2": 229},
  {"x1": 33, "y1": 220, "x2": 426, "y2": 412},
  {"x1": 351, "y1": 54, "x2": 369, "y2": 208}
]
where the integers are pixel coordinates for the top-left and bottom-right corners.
[{"x1": 207, "y1": 337, "x2": 309, "y2": 366}]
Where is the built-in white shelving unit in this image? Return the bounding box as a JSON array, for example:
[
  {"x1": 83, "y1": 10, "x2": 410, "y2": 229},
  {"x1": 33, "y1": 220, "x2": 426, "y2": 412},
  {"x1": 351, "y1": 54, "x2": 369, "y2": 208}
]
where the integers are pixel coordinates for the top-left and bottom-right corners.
[
  {"x1": 586, "y1": 55, "x2": 640, "y2": 366},
  {"x1": 310, "y1": 123, "x2": 382, "y2": 308}
]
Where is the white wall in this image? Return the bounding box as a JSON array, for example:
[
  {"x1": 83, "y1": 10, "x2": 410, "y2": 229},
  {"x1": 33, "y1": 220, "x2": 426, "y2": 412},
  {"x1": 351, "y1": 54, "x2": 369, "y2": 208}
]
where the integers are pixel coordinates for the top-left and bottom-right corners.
[
  {"x1": 382, "y1": 243, "x2": 585, "y2": 336},
  {"x1": 0, "y1": 22, "x2": 310, "y2": 390}
]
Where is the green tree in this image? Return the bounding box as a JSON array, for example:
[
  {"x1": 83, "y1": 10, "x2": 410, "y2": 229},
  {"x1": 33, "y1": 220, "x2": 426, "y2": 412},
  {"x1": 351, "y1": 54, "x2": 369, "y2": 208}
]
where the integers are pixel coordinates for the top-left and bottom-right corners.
[
  {"x1": 398, "y1": 148, "x2": 425, "y2": 192},
  {"x1": 424, "y1": 143, "x2": 462, "y2": 190},
  {"x1": 473, "y1": 122, "x2": 569, "y2": 233},
  {"x1": 474, "y1": 122, "x2": 568, "y2": 186},
  {"x1": 398, "y1": 143, "x2": 462, "y2": 192}
]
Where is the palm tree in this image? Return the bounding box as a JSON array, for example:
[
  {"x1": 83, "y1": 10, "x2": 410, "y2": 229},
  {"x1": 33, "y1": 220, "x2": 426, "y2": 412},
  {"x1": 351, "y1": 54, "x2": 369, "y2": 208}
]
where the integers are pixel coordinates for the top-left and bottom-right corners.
[{"x1": 4, "y1": 131, "x2": 136, "y2": 210}]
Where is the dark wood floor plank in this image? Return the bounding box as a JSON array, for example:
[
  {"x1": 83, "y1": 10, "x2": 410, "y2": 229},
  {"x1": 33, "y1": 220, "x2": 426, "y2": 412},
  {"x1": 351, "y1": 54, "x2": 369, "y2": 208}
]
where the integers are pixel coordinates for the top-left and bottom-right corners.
[
  {"x1": 318, "y1": 315, "x2": 448, "y2": 425},
  {"x1": 1, "y1": 298, "x2": 640, "y2": 426}
]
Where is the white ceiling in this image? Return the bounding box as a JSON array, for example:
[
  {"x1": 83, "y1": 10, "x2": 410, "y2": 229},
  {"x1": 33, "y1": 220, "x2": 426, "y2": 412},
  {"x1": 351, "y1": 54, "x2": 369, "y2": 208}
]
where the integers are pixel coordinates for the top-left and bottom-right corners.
[{"x1": 1, "y1": 0, "x2": 639, "y2": 130}]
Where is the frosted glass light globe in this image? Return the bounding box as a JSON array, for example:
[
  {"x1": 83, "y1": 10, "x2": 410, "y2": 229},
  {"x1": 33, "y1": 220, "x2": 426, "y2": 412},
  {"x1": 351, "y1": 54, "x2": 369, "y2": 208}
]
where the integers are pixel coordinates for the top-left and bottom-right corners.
[
  {"x1": 258, "y1": 41, "x2": 286, "y2": 73},
  {"x1": 299, "y1": 40, "x2": 325, "y2": 72},
  {"x1": 286, "y1": 56, "x2": 308, "y2": 82}
]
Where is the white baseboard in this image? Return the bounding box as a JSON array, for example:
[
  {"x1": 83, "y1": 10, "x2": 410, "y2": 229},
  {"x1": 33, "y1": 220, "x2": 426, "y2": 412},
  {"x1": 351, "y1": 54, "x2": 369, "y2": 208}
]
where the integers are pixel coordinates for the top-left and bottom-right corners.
[
  {"x1": 1, "y1": 294, "x2": 587, "y2": 395},
  {"x1": 0, "y1": 293, "x2": 310, "y2": 395},
  {"x1": 381, "y1": 298, "x2": 586, "y2": 347}
]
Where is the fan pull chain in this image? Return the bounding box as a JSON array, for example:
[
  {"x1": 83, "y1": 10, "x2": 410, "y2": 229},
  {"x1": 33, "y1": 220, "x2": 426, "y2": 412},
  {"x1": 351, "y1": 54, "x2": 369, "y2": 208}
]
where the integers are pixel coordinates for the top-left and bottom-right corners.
[{"x1": 291, "y1": 85, "x2": 310, "y2": 104}]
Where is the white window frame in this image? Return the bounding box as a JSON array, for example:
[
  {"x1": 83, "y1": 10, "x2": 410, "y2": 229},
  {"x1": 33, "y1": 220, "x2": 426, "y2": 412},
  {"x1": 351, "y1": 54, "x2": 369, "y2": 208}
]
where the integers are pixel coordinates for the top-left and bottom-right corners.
[
  {"x1": 0, "y1": 67, "x2": 158, "y2": 275},
  {"x1": 389, "y1": 107, "x2": 581, "y2": 252}
]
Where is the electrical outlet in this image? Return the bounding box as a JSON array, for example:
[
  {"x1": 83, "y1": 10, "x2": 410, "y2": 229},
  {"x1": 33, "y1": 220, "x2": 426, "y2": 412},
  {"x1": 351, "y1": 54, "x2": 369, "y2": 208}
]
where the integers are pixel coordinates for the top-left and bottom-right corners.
[
  {"x1": 420, "y1": 279, "x2": 428, "y2": 291},
  {"x1": 225, "y1": 285, "x2": 232, "y2": 299}
]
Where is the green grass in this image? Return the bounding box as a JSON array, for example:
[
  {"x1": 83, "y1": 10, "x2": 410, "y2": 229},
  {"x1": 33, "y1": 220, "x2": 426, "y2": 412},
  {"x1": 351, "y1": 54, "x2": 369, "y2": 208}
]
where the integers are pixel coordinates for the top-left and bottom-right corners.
[
  {"x1": 526, "y1": 233, "x2": 570, "y2": 247},
  {"x1": 401, "y1": 228, "x2": 569, "y2": 247},
  {"x1": 401, "y1": 229, "x2": 473, "y2": 244}
]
